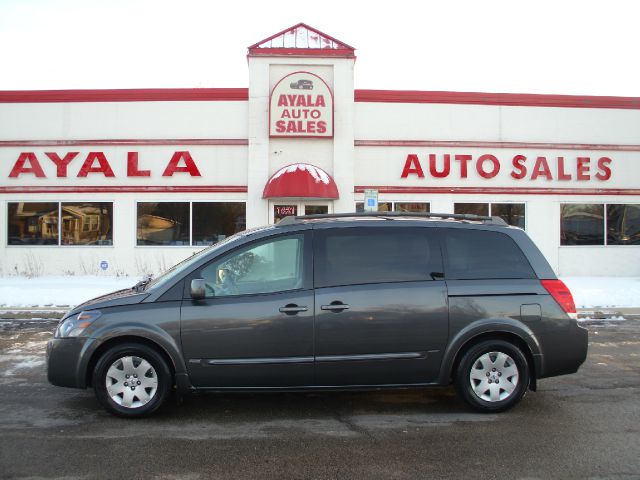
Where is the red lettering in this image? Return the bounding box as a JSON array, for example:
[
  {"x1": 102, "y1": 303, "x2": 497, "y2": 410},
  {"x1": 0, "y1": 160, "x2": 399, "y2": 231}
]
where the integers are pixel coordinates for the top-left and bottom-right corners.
[
  {"x1": 510, "y1": 155, "x2": 527, "y2": 179},
  {"x1": 127, "y1": 152, "x2": 151, "y2": 177},
  {"x1": 277, "y1": 95, "x2": 288, "y2": 107},
  {"x1": 316, "y1": 95, "x2": 325, "y2": 107},
  {"x1": 162, "y1": 151, "x2": 201, "y2": 177},
  {"x1": 281, "y1": 110, "x2": 291, "y2": 118},
  {"x1": 275, "y1": 120, "x2": 286, "y2": 133},
  {"x1": 287, "y1": 95, "x2": 296, "y2": 106},
  {"x1": 45, "y1": 152, "x2": 78, "y2": 177},
  {"x1": 77, "y1": 152, "x2": 115, "y2": 177},
  {"x1": 596, "y1": 157, "x2": 612, "y2": 180},
  {"x1": 8, "y1": 152, "x2": 46, "y2": 178},
  {"x1": 317, "y1": 121, "x2": 327, "y2": 134},
  {"x1": 307, "y1": 122, "x2": 316, "y2": 133},
  {"x1": 476, "y1": 154, "x2": 500, "y2": 179},
  {"x1": 531, "y1": 156, "x2": 552, "y2": 180},
  {"x1": 429, "y1": 154, "x2": 450, "y2": 178},
  {"x1": 401, "y1": 154, "x2": 425, "y2": 178},
  {"x1": 454, "y1": 154, "x2": 472, "y2": 178},
  {"x1": 577, "y1": 157, "x2": 590, "y2": 181},
  {"x1": 286, "y1": 121, "x2": 297, "y2": 133},
  {"x1": 556, "y1": 157, "x2": 572, "y2": 180}
]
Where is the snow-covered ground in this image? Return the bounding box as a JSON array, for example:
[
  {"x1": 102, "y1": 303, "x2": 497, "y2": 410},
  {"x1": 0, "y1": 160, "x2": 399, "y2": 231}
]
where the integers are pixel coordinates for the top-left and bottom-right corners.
[{"x1": 0, "y1": 275, "x2": 638, "y2": 309}]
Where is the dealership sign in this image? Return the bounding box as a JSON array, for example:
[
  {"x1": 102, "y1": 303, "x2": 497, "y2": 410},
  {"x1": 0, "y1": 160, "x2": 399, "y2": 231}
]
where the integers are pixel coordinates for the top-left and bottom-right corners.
[{"x1": 270, "y1": 71, "x2": 333, "y2": 137}]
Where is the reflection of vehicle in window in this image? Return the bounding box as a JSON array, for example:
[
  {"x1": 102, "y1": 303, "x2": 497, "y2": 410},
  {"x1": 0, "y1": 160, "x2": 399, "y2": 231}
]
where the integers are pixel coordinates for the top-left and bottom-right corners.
[{"x1": 289, "y1": 79, "x2": 313, "y2": 90}]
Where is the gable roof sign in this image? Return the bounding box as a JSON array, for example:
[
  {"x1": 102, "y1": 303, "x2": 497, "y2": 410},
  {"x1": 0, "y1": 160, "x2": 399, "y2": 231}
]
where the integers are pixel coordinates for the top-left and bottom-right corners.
[{"x1": 248, "y1": 23, "x2": 355, "y2": 58}]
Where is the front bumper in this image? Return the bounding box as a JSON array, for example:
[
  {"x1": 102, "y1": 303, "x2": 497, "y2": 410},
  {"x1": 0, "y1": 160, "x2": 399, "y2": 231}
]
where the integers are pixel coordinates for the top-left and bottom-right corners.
[{"x1": 47, "y1": 337, "x2": 90, "y2": 388}]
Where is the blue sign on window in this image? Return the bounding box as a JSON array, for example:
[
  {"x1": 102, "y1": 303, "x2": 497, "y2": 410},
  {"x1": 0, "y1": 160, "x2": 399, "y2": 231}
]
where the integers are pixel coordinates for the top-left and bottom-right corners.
[{"x1": 100, "y1": 261, "x2": 108, "y2": 270}]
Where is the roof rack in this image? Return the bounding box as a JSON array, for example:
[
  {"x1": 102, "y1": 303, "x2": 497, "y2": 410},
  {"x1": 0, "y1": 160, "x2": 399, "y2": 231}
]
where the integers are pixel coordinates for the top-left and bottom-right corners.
[{"x1": 276, "y1": 211, "x2": 508, "y2": 226}]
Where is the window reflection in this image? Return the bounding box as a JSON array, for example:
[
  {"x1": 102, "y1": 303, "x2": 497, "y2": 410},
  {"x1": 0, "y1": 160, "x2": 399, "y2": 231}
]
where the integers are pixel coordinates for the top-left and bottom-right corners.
[
  {"x1": 137, "y1": 202, "x2": 190, "y2": 246},
  {"x1": 8, "y1": 202, "x2": 59, "y2": 245},
  {"x1": 61, "y1": 203, "x2": 113, "y2": 245},
  {"x1": 561, "y1": 204, "x2": 604, "y2": 245},
  {"x1": 454, "y1": 203, "x2": 489, "y2": 217},
  {"x1": 192, "y1": 202, "x2": 246, "y2": 246},
  {"x1": 607, "y1": 204, "x2": 640, "y2": 245},
  {"x1": 491, "y1": 203, "x2": 525, "y2": 229}
]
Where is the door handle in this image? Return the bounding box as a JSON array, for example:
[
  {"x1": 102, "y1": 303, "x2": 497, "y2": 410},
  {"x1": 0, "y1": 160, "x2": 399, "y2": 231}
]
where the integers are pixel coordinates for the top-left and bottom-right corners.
[
  {"x1": 279, "y1": 304, "x2": 308, "y2": 314},
  {"x1": 321, "y1": 302, "x2": 350, "y2": 312}
]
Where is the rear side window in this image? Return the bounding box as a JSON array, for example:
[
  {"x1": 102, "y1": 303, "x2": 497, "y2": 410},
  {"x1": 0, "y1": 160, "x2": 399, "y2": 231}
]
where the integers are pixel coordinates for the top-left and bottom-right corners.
[
  {"x1": 314, "y1": 227, "x2": 442, "y2": 288},
  {"x1": 443, "y1": 229, "x2": 535, "y2": 280}
]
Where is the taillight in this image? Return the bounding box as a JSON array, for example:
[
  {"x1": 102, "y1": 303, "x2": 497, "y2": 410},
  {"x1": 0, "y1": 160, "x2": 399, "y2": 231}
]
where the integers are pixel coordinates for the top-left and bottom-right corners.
[{"x1": 541, "y1": 279, "x2": 577, "y2": 318}]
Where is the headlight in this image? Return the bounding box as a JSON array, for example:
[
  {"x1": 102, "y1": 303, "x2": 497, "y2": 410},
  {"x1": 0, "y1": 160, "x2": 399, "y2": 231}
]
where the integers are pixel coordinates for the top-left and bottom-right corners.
[{"x1": 55, "y1": 311, "x2": 102, "y2": 338}]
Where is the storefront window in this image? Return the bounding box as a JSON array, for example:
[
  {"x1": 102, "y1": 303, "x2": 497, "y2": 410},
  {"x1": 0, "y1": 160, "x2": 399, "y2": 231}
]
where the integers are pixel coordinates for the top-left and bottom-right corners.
[
  {"x1": 61, "y1": 202, "x2": 113, "y2": 245},
  {"x1": 394, "y1": 202, "x2": 430, "y2": 213},
  {"x1": 491, "y1": 203, "x2": 526, "y2": 229},
  {"x1": 454, "y1": 203, "x2": 489, "y2": 217},
  {"x1": 607, "y1": 204, "x2": 640, "y2": 245},
  {"x1": 561, "y1": 204, "x2": 604, "y2": 245},
  {"x1": 8, "y1": 202, "x2": 59, "y2": 245},
  {"x1": 355, "y1": 202, "x2": 426, "y2": 213},
  {"x1": 137, "y1": 202, "x2": 190, "y2": 246},
  {"x1": 192, "y1": 202, "x2": 246, "y2": 246}
]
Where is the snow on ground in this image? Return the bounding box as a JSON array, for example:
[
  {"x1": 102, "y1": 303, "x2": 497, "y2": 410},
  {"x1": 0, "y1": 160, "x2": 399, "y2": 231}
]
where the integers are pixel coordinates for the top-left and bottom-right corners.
[
  {"x1": 562, "y1": 277, "x2": 640, "y2": 309},
  {"x1": 0, "y1": 275, "x2": 638, "y2": 309},
  {"x1": 0, "y1": 276, "x2": 140, "y2": 308}
]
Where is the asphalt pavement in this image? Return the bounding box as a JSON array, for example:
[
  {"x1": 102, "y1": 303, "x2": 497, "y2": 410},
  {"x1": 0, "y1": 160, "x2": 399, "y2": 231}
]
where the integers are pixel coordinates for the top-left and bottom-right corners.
[{"x1": 0, "y1": 317, "x2": 639, "y2": 479}]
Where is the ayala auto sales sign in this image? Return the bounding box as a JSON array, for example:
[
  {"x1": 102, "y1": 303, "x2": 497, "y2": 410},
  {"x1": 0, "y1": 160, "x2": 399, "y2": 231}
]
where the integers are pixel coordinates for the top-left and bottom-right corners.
[{"x1": 270, "y1": 71, "x2": 333, "y2": 138}]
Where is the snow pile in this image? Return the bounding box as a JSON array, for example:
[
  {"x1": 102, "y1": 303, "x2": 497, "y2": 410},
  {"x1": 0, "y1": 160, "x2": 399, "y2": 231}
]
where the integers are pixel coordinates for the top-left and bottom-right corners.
[
  {"x1": 561, "y1": 277, "x2": 640, "y2": 309},
  {"x1": 0, "y1": 276, "x2": 139, "y2": 308}
]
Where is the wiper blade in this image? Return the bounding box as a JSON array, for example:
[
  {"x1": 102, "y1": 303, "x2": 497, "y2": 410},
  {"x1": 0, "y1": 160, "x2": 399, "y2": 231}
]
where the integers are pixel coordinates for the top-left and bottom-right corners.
[{"x1": 132, "y1": 276, "x2": 153, "y2": 293}]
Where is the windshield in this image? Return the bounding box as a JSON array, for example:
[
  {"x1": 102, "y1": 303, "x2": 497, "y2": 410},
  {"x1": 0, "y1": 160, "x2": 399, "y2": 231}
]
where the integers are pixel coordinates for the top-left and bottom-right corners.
[{"x1": 144, "y1": 225, "x2": 273, "y2": 292}]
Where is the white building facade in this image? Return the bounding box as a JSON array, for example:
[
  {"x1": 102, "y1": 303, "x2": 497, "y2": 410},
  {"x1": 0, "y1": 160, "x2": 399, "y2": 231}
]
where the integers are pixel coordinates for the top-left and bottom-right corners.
[{"x1": 1, "y1": 24, "x2": 639, "y2": 277}]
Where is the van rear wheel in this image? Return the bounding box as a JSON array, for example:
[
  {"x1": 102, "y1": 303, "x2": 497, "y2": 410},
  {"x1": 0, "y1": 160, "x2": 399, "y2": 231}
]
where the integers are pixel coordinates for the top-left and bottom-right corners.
[
  {"x1": 93, "y1": 343, "x2": 172, "y2": 418},
  {"x1": 455, "y1": 339, "x2": 530, "y2": 413}
]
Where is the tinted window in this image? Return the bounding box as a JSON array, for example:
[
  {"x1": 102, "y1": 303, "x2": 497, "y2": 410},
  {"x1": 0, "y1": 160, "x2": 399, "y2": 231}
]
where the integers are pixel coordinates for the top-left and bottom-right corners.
[
  {"x1": 61, "y1": 202, "x2": 113, "y2": 245},
  {"x1": 8, "y1": 202, "x2": 59, "y2": 245},
  {"x1": 201, "y1": 234, "x2": 304, "y2": 297},
  {"x1": 192, "y1": 202, "x2": 246, "y2": 246},
  {"x1": 607, "y1": 204, "x2": 640, "y2": 245},
  {"x1": 314, "y1": 227, "x2": 441, "y2": 288},
  {"x1": 454, "y1": 203, "x2": 489, "y2": 216},
  {"x1": 137, "y1": 202, "x2": 190, "y2": 245},
  {"x1": 491, "y1": 203, "x2": 525, "y2": 229},
  {"x1": 443, "y1": 229, "x2": 535, "y2": 280},
  {"x1": 561, "y1": 204, "x2": 604, "y2": 245}
]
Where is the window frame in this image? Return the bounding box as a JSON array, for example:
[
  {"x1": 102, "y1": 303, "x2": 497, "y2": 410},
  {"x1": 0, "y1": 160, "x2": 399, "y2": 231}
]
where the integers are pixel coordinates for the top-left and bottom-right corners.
[
  {"x1": 560, "y1": 202, "x2": 640, "y2": 248},
  {"x1": 135, "y1": 200, "x2": 247, "y2": 248},
  {"x1": 7, "y1": 200, "x2": 115, "y2": 247}
]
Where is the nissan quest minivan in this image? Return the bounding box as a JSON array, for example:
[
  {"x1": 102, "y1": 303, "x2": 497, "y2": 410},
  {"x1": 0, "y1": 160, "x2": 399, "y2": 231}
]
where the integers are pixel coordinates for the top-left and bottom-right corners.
[{"x1": 47, "y1": 212, "x2": 588, "y2": 417}]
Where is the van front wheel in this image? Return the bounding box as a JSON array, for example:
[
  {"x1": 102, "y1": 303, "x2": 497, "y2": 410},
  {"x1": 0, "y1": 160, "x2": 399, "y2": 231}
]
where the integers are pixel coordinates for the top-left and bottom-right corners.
[
  {"x1": 93, "y1": 343, "x2": 172, "y2": 417},
  {"x1": 455, "y1": 339, "x2": 530, "y2": 413}
]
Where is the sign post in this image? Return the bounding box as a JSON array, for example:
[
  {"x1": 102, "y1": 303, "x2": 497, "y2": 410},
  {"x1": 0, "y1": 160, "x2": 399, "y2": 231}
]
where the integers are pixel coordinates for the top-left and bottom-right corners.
[{"x1": 363, "y1": 189, "x2": 379, "y2": 212}]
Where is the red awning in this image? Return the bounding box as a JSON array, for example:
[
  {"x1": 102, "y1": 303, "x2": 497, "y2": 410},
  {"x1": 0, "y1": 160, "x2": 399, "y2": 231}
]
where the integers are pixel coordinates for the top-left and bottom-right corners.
[{"x1": 263, "y1": 163, "x2": 339, "y2": 199}]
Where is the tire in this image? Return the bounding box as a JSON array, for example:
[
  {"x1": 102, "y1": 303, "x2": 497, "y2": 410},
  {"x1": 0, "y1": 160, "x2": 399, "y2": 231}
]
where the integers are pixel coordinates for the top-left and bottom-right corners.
[
  {"x1": 455, "y1": 339, "x2": 530, "y2": 413},
  {"x1": 93, "y1": 343, "x2": 172, "y2": 418}
]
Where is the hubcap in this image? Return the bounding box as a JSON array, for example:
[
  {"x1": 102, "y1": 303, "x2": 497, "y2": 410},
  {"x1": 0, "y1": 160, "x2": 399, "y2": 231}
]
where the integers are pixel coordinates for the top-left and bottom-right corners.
[
  {"x1": 105, "y1": 356, "x2": 158, "y2": 408},
  {"x1": 469, "y1": 351, "x2": 519, "y2": 402}
]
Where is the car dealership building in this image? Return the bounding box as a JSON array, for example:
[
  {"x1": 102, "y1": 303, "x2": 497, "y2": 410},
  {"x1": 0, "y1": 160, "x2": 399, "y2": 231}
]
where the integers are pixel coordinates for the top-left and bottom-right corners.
[{"x1": 1, "y1": 24, "x2": 639, "y2": 277}]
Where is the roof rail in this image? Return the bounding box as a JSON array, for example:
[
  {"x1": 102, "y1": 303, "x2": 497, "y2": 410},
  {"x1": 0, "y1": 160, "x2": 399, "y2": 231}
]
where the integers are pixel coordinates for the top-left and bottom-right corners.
[{"x1": 276, "y1": 211, "x2": 508, "y2": 226}]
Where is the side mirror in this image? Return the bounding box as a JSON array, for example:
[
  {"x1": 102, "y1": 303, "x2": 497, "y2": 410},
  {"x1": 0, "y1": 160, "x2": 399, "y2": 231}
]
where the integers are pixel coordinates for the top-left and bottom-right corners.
[{"x1": 190, "y1": 278, "x2": 206, "y2": 300}]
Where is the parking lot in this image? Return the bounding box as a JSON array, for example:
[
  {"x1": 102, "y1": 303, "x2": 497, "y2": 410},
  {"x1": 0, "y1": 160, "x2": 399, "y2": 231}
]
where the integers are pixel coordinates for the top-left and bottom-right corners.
[{"x1": 1, "y1": 317, "x2": 639, "y2": 479}]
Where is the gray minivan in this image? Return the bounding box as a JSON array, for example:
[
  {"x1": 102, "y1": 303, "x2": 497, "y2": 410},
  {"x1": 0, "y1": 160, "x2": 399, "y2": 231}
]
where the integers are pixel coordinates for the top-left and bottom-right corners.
[{"x1": 47, "y1": 212, "x2": 588, "y2": 417}]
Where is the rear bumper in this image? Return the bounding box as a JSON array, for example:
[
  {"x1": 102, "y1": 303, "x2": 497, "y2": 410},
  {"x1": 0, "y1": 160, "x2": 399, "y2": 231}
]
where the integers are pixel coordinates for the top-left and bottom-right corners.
[
  {"x1": 47, "y1": 337, "x2": 89, "y2": 388},
  {"x1": 538, "y1": 321, "x2": 589, "y2": 378}
]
